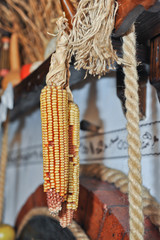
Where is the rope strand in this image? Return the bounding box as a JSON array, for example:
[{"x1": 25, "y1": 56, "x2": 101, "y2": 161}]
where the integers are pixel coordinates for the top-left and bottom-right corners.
[{"x1": 123, "y1": 24, "x2": 144, "y2": 240}]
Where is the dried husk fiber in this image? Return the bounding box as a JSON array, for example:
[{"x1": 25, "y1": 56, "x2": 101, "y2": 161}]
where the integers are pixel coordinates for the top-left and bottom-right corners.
[{"x1": 68, "y1": 0, "x2": 124, "y2": 77}]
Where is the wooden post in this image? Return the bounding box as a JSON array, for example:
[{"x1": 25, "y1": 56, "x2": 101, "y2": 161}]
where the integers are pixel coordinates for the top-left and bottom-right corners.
[
  {"x1": 59, "y1": 0, "x2": 76, "y2": 29},
  {"x1": 150, "y1": 35, "x2": 160, "y2": 101}
]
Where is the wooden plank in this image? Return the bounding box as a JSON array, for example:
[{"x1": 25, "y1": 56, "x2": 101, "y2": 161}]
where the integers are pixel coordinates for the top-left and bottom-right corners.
[
  {"x1": 9, "y1": 39, "x2": 149, "y2": 121},
  {"x1": 78, "y1": 176, "x2": 160, "y2": 240},
  {"x1": 74, "y1": 184, "x2": 89, "y2": 227},
  {"x1": 136, "y1": 4, "x2": 160, "y2": 43},
  {"x1": 15, "y1": 185, "x2": 47, "y2": 229},
  {"x1": 2, "y1": 2, "x2": 159, "y2": 121},
  {"x1": 9, "y1": 57, "x2": 86, "y2": 120},
  {"x1": 150, "y1": 34, "x2": 160, "y2": 101}
]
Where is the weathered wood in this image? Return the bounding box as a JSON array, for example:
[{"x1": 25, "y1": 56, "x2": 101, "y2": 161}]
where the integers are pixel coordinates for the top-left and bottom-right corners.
[
  {"x1": 150, "y1": 34, "x2": 160, "y2": 101},
  {"x1": 114, "y1": 0, "x2": 157, "y2": 37},
  {"x1": 15, "y1": 185, "x2": 47, "y2": 229},
  {"x1": 15, "y1": 177, "x2": 160, "y2": 240},
  {"x1": 136, "y1": 4, "x2": 160, "y2": 43},
  {"x1": 9, "y1": 57, "x2": 86, "y2": 121},
  {"x1": 1, "y1": 2, "x2": 159, "y2": 121},
  {"x1": 76, "y1": 177, "x2": 160, "y2": 240},
  {"x1": 60, "y1": 0, "x2": 76, "y2": 29},
  {"x1": 10, "y1": 40, "x2": 149, "y2": 121}
]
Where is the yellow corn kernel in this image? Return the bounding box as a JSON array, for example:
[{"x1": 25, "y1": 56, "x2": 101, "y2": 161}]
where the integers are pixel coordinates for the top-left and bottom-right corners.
[
  {"x1": 41, "y1": 84, "x2": 80, "y2": 222},
  {"x1": 66, "y1": 102, "x2": 80, "y2": 210}
]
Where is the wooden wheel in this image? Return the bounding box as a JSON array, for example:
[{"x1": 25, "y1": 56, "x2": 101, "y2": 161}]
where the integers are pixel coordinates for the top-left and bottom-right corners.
[{"x1": 16, "y1": 176, "x2": 160, "y2": 240}]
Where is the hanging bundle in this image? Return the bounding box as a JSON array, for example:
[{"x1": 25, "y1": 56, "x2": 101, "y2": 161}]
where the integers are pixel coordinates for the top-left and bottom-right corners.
[
  {"x1": 40, "y1": 17, "x2": 80, "y2": 228},
  {"x1": 41, "y1": 0, "x2": 144, "y2": 236},
  {"x1": 68, "y1": 0, "x2": 144, "y2": 238},
  {"x1": 68, "y1": 0, "x2": 124, "y2": 77}
]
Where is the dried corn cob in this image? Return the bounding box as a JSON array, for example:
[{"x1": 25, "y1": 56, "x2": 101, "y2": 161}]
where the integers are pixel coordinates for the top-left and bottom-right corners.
[
  {"x1": 40, "y1": 85, "x2": 80, "y2": 227},
  {"x1": 40, "y1": 85, "x2": 69, "y2": 213},
  {"x1": 59, "y1": 202, "x2": 74, "y2": 227},
  {"x1": 67, "y1": 102, "x2": 80, "y2": 210},
  {"x1": 59, "y1": 102, "x2": 80, "y2": 227}
]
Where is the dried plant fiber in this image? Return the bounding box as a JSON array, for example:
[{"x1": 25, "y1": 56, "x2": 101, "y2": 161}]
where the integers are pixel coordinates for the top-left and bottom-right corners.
[{"x1": 68, "y1": 0, "x2": 124, "y2": 77}]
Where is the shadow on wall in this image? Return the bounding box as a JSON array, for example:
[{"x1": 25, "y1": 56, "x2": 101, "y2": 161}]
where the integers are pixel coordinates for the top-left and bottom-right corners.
[
  {"x1": 81, "y1": 75, "x2": 105, "y2": 164},
  {"x1": 8, "y1": 117, "x2": 25, "y2": 215}
]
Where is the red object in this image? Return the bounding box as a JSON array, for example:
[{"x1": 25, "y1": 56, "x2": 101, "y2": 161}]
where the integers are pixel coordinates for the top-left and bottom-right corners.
[
  {"x1": 0, "y1": 69, "x2": 9, "y2": 77},
  {"x1": 20, "y1": 64, "x2": 32, "y2": 80},
  {"x1": 15, "y1": 177, "x2": 160, "y2": 239},
  {"x1": 1, "y1": 37, "x2": 10, "y2": 43}
]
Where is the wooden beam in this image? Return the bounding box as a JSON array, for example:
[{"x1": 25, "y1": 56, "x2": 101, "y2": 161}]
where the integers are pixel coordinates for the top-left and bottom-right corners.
[
  {"x1": 10, "y1": 40, "x2": 149, "y2": 121},
  {"x1": 75, "y1": 176, "x2": 160, "y2": 240},
  {"x1": 136, "y1": 4, "x2": 160, "y2": 43},
  {"x1": 150, "y1": 34, "x2": 160, "y2": 101}
]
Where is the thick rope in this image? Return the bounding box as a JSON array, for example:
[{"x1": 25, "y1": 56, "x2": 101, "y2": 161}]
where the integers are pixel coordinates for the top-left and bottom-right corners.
[
  {"x1": 0, "y1": 116, "x2": 9, "y2": 223},
  {"x1": 16, "y1": 207, "x2": 89, "y2": 240},
  {"x1": 80, "y1": 164, "x2": 160, "y2": 232},
  {"x1": 122, "y1": 25, "x2": 144, "y2": 240}
]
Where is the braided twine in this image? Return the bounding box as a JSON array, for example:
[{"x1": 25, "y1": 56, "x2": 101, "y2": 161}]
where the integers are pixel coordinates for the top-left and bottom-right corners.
[
  {"x1": 0, "y1": 116, "x2": 9, "y2": 223},
  {"x1": 123, "y1": 25, "x2": 144, "y2": 240}
]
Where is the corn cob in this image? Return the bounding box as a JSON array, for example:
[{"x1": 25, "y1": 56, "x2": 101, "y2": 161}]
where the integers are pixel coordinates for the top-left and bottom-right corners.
[
  {"x1": 67, "y1": 102, "x2": 80, "y2": 211},
  {"x1": 40, "y1": 85, "x2": 80, "y2": 227},
  {"x1": 59, "y1": 202, "x2": 74, "y2": 228},
  {"x1": 59, "y1": 102, "x2": 80, "y2": 227}
]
